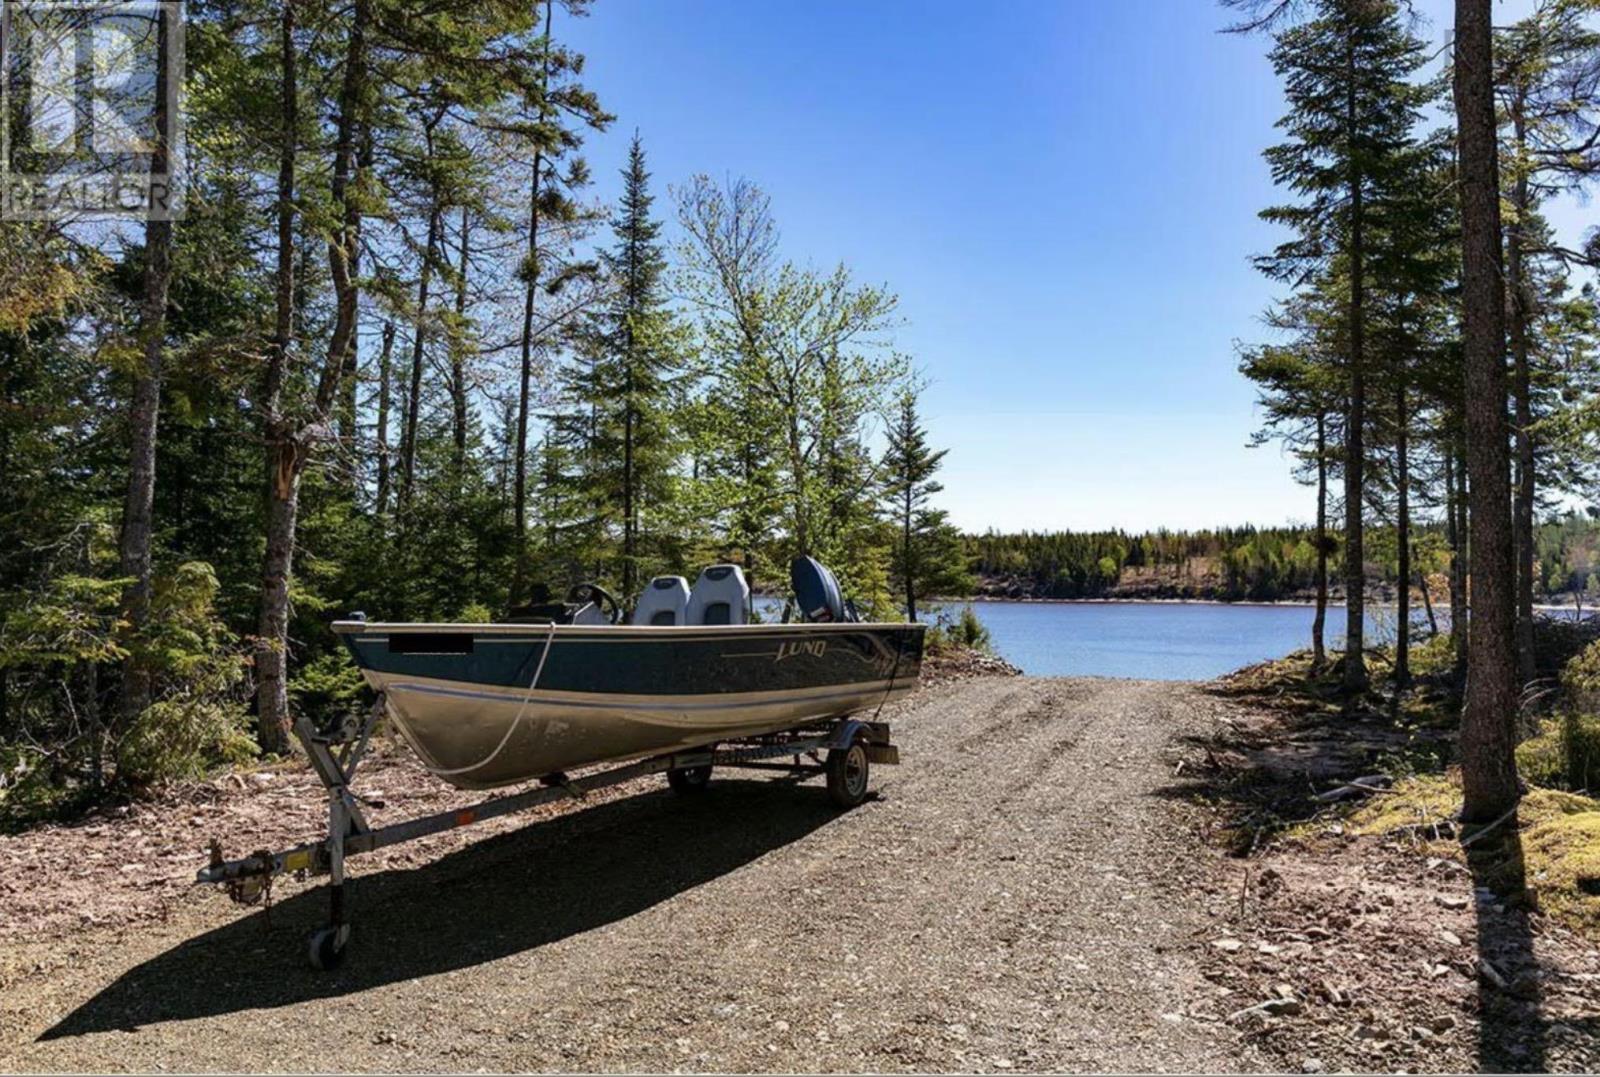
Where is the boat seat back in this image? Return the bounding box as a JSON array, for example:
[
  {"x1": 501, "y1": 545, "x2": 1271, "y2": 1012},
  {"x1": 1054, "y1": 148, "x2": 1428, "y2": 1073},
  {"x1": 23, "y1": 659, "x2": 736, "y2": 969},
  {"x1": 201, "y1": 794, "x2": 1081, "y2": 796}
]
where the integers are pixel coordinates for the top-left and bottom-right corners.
[
  {"x1": 631, "y1": 575, "x2": 690, "y2": 626},
  {"x1": 687, "y1": 564, "x2": 750, "y2": 625}
]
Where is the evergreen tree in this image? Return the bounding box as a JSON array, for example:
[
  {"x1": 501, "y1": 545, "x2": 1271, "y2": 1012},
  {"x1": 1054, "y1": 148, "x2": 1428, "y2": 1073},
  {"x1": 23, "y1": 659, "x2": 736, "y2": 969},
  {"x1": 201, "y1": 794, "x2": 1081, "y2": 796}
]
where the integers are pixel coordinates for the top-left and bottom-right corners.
[
  {"x1": 570, "y1": 134, "x2": 681, "y2": 596},
  {"x1": 1255, "y1": 0, "x2": 1432, "y2": 695},
  {"x1": 1239, "y1": 287, "x2": 1345, "y2": 668},
  {"x1": 881, "y1": 389, "x2": 968, "y2": 620}
]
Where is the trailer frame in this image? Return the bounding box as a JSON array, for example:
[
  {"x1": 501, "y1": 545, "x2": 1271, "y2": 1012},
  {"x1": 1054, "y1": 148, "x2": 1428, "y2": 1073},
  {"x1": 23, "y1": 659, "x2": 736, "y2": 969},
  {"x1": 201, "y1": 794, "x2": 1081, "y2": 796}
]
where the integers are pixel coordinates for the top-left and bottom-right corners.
[{"x1": 197, "y1": 692, "x2": 897, "y2": 968}]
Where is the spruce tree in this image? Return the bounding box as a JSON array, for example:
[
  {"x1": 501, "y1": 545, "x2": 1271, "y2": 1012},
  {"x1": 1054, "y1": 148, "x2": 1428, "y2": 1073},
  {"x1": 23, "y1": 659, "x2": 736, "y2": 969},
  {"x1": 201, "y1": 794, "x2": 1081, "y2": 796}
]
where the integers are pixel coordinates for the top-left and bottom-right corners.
[
  {"x1": 881, "y1": 388, "x2": 969, "y2": 620},
  {"x1": 572, "y1": 135, "x2": 680, "y2": 596},
  {"x1": 1255, "y1": 0, "x2": 1431, "y2": 695}
]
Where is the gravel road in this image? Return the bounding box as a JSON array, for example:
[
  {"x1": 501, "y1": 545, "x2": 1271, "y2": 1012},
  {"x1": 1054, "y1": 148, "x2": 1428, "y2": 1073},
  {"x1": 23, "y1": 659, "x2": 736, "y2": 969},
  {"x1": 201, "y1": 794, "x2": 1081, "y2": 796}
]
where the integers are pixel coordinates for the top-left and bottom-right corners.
[{"x1": 1, "y1": 677, "x2": 1255, "y2": 1073}]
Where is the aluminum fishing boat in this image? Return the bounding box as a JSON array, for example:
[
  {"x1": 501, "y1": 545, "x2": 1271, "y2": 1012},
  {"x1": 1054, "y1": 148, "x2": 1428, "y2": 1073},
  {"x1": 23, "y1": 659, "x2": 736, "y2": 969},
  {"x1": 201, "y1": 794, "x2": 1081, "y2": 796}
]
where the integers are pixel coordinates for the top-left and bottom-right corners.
[
  {"x1": 332, "y1": 560, "x2": 925, "y2": 790},
  {"x1": 203, "y1": 557, "x2": 921, "y2": 969}
]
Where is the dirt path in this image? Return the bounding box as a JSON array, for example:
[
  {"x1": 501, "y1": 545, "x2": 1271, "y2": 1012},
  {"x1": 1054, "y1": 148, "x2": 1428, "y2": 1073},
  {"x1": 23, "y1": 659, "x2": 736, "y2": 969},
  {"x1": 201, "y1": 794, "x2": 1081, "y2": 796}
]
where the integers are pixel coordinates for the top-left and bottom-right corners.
[{"x1": 0, "y1": 678, "x2": 1259, "y2": 1073}]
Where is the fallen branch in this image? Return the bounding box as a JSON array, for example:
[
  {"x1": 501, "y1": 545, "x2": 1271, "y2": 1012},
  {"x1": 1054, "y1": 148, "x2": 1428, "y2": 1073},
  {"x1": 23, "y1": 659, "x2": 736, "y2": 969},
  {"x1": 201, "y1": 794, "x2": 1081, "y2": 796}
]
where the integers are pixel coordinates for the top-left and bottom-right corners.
[
  {"x1": 1460, "y1": 803, "x2": 1520, "y2": 848},
  {"x1": 1314, "y1": 774, "x2": 1396, "y2": 802}
]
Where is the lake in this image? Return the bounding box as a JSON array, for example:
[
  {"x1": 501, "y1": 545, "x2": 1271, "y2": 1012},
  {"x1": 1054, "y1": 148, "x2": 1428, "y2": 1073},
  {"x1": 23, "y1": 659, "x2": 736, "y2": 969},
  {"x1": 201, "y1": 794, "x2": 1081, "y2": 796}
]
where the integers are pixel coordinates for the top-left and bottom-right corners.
[
  {"x1": 932, "y1": 600, "x2": 1600, "y2": 679},
  {"x1": 753, "y1": 596, "x2": 1589, "y2": 681},
  {"x1": 933, "y1": 600, "x2": 1355, "y2": 680}
]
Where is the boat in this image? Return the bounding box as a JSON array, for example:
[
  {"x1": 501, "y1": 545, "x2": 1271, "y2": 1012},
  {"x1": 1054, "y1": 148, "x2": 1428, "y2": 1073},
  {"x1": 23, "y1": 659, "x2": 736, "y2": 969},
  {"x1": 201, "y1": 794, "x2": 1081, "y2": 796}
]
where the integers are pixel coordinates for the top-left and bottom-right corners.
[
  {"x1": 332, "y1": 558, "x2": 926, "y2": 790},
  {"x1": 202, "y1": 556, "x2": 923, "y2": 969}
]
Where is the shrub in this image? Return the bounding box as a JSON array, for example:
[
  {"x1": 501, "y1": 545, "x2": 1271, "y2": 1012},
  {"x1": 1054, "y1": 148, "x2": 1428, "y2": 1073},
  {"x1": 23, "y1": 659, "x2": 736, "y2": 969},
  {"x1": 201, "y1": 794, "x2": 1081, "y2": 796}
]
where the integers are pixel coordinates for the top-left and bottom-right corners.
[
  {"x1": 1520, "y1": 641, "x2": 1600, "y2": 792},
  {"x1": 117, "y1": 695, "x2": 257, "y2": 786},
  {"x1": 290, "y1": 650, "x2": 369, "y2": 739},
  {"x1": 114, "y1": 562, "x2": 256, "y2": 787},
  {"x1": 1559, "y1": 642, "x2": 1600, "y2": 791},
  {"x1": 1517, "y1": 719, "x2": 1567, "y2": 789},
  {"x1": 927, "y1": 604, "x2": 992, "y2": 654}
]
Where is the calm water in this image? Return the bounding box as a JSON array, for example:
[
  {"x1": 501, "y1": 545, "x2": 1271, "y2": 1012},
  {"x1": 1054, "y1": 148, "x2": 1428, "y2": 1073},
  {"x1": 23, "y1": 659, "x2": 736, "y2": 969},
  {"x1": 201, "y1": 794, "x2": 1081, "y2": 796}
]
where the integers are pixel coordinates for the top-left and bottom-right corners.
[
  {"x1": 754, "y1": 596, "x2": 1587, "y2": 681},
  {"x1": 931, "y1": 601, "x2": 1339, "y2": 679}
]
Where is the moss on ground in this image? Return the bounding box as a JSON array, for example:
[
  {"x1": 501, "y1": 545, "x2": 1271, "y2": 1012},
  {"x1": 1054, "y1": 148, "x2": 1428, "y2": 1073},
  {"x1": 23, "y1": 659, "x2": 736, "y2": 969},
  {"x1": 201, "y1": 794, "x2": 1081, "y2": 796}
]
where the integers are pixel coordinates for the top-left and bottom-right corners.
[
  {"x1": 1348, "y1": 776, "x2": 1600, "y2": 937},
  {"x1": 1516, "y1": 793, "x2": 1600, "y2": 935},
  {"x1": 1347, "y1": 774, "x2": 1461, "y2": 839}
]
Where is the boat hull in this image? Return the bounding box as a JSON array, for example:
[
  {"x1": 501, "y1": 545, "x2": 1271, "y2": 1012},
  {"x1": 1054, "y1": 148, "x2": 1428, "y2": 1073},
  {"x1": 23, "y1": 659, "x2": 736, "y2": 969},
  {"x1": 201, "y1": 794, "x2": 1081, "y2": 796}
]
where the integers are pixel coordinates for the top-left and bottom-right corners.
[{"x1": 334, "y1": 622, "x2": 925, "y2": 789}]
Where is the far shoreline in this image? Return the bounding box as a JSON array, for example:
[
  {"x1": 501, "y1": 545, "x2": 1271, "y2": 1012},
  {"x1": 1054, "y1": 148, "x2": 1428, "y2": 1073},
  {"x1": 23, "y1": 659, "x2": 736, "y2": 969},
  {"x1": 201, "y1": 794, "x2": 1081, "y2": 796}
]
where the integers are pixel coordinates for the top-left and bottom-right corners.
[{"x1": 930, "y1": 595, "x2": 1590, "y2": 613}]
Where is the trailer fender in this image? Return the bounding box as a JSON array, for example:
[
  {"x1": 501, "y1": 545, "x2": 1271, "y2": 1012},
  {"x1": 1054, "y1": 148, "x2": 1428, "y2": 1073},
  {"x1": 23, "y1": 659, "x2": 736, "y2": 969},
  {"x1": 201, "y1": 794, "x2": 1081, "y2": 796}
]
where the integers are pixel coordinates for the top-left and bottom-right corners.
[{"x1": 824, "y1": 719, "x2": 897, "y2": 763}]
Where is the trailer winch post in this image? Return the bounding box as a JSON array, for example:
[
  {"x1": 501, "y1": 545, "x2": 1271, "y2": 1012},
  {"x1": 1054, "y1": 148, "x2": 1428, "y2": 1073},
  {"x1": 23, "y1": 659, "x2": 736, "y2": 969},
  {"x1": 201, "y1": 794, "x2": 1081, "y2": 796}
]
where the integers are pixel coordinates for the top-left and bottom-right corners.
[{"x1": 293, "y1": 701, "x2": 377, "y2": 969}]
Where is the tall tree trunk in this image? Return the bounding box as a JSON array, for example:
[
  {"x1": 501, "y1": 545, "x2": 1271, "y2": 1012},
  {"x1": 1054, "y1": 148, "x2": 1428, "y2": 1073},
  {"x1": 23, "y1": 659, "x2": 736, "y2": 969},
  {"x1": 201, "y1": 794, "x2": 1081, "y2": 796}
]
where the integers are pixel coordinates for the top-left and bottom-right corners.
[
  {"x1": 319, "y1": 0, "x2": 368, "y2": 417},
  {"x1": 401, "y1": 197, "x2": 441, "y2": 508},
  {"x1": 1342, "y1": 40, "x2": 1369, "y2": 695},
  {"x1": 904, "y1": 487, "x2": 916, "y2": 622},
  {"x1": 256, "y1": 0, "x2": 299, "y2": 756},
  {"x1": 623, "y1": 385, "x2": 636, "y2": 596},
  {"x1": 258, "y1": 448, "x2": 300, "y2": 755},
  {"x1": 1454, "y1": 0, "x2": 1521, "y2": 823},
  {"x1": 1507, "y1": 97, "x2": 1538, "y2": 687},
  {"x1": 452, "y1": 206, "x2": 471, "y2": 468},
  {"x1": 1449, "y1": 446, "x2": 1470, "y2": 687},
  {"x1": 622, "y1": 296, "x2": 637, "y2": 595},
  {"x1": 1394, "y1": 385, "x2": 1411, "y2": 690},
  {"x1": 512, "y1": 0, "x2": 555, "y2": 605},
  {"x1": 1312, "y1": 408, "x2": 1329, "y2": 671},
  {"x1": 375, "y1": 320, "x2": 396, "y2": 516},
  {"x1": 119, "y1": 6, "x2": 175, "y2": 725}
]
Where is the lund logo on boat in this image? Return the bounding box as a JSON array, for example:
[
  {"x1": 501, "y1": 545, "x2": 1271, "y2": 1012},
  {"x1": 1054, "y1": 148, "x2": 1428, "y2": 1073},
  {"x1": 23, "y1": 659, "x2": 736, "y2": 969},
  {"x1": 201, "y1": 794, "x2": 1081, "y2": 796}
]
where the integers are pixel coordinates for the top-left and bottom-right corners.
[{"x1": 775, "y1": 640, "x2": 826, "y2": 662}]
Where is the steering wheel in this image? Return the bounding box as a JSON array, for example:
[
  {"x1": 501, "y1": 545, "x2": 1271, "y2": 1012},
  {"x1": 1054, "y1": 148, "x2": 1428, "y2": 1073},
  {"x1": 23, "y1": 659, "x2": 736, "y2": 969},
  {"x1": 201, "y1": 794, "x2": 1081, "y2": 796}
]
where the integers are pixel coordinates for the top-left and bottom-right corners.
[{"x1": 567, "y1": 582, "x2": 623, "y2": 625}]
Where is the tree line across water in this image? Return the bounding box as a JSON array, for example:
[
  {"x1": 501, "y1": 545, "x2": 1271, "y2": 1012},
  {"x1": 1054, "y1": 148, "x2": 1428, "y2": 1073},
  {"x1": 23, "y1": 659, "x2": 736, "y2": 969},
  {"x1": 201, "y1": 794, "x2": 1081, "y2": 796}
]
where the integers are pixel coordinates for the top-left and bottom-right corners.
[
  {"x1": 0, "y1": 0, "x2": 971, "y2": 819},
  {"x1": 963, "y1": 514, "x2": 1600, "y2": 604}
]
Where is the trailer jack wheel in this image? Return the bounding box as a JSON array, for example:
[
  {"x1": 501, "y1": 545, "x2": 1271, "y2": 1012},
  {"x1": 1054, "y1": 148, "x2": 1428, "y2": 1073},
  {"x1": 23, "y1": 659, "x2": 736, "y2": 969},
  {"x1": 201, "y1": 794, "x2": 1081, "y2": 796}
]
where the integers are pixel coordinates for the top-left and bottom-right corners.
[
  {"x1": 667, "y1": 763, "x2": 713, "y2": 794},
  {"x1": 826, "y1": 742, "x2": 870, "y2": 808},
  {"x1": 308, "y1": 924, "x2": 350, "y2": 970}
]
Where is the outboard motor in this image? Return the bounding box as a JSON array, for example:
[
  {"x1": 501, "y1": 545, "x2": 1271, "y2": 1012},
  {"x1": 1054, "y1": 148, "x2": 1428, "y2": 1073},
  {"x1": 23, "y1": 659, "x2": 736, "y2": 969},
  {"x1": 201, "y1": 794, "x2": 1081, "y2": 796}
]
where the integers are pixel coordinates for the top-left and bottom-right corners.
[{"x1": 790, "y1": 555, "x2": 858, "y2": 623}]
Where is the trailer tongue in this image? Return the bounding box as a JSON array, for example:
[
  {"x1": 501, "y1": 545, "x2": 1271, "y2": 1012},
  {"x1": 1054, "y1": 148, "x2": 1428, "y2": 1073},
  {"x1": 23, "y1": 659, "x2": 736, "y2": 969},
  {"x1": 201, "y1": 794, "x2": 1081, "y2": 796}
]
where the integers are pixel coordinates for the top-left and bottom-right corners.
[{"x1": 198, "y1": 693, "x2": 899, "y2": 969}]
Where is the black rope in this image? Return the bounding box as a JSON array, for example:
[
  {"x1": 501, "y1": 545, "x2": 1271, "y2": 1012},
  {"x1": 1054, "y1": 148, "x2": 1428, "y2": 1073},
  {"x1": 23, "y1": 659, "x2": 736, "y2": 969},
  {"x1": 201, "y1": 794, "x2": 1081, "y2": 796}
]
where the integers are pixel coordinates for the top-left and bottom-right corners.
[{"x1": 870, "y1": 628, "x2": 908, "y2": 722}]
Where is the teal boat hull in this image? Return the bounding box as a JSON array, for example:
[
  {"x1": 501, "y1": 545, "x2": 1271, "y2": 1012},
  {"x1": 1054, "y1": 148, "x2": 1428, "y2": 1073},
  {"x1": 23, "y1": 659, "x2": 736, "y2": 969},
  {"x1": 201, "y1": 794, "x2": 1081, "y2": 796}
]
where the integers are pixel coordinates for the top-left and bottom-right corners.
[{"x1": 334, "y1": 621, "x2": 925, "y2": 789}]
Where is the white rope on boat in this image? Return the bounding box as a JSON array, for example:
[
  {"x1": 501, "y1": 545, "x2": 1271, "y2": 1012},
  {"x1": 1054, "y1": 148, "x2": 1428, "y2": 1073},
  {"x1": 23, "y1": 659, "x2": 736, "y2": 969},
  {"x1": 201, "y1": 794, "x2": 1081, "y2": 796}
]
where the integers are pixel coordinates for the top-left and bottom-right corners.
[{"x1": 422, "y1": 616, "x2": 562, "y2": 778}]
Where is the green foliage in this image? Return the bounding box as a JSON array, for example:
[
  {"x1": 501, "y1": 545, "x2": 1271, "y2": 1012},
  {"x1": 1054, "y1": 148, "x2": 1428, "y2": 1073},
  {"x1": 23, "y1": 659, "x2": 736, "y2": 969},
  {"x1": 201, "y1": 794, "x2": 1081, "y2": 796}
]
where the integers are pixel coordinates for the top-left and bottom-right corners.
[
  {"x1": 926, "y1": 605, "x2": 992, "y2": 655},
  {"x1": 1557, "y1": 641, "x2": 1600, "y2": 791},
  {"x1": 881, "y1": 388, "x2": 970, "y2": 618},
  {"x1": 289, "y1": 651, "x2": 370, "y2": 739},
  {"x1": 1517, "y1": 641, "x2": 1600, "y2": 793},
  {"x1": 116, "y1": 563, "x2": 255, "y2": 786}
]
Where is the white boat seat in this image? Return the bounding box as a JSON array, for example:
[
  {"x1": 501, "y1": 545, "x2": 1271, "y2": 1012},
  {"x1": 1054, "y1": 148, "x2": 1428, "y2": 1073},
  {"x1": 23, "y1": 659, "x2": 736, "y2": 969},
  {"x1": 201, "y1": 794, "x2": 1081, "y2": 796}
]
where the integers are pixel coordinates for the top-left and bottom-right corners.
[
  {"x1": 631, "y1": 576, "x2": 690, "y2": 626},
  {"x1": 687, "y1": 564, "x2": 749, "y2": 625}
]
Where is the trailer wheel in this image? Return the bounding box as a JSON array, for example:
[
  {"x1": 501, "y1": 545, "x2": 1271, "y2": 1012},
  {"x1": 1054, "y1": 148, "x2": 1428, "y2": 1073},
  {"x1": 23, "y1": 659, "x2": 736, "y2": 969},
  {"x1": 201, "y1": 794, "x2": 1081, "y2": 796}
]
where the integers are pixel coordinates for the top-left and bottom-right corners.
[
  {"x1": 667, "y1": 763, "x2": 713, "y2": 794},
  {"x1": 825, "y1": 742, "x2": 870, "y2": 808},
  {"x1": 308, "y1": 925, "x2": 349, "y2": 970}
]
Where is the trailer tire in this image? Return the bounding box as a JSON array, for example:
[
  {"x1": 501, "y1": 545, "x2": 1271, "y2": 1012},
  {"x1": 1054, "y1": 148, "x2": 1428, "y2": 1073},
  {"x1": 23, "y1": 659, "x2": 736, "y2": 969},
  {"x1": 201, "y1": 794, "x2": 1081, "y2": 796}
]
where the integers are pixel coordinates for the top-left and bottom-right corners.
[
  {"x1": 826, "y1": 742, "x2": 870, "y2": 808},
  {"x1": 308, "y1": 925, "x2": 348, "y2": 970},
  {"x1": 667, "y1": 763, "x2": 713, "y2": 794}
]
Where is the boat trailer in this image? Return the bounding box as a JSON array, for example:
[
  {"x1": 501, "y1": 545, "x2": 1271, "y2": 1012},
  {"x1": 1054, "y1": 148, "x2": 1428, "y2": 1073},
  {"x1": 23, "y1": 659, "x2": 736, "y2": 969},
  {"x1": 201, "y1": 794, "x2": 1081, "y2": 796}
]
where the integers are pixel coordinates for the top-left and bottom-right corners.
[{"x1": 197, "y1": 693, "x2": 899, "y2": 969}]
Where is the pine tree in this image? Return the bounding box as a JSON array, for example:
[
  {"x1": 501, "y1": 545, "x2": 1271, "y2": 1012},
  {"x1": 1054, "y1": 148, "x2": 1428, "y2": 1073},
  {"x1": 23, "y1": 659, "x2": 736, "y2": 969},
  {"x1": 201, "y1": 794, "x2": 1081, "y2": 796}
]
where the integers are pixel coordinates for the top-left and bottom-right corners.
[
  {"x1": 881, "y1": 388, "x2": 968, "y2": 620},
  {"x1": 1255, "y1": 0, "x2": 1432, "y2": 696},
  {"x1": 1497, "y1": 3, "x2": 1600, "y2": 682},
  {"x1": 511, "y1": 0, "x2": 612, "y2": 603},
  {"x1": 1238, "y1": 287, "x2": 1344, "y2": 669},
  {"x1": 570, "y1": 134, "x2": 681, "y2": 596}
]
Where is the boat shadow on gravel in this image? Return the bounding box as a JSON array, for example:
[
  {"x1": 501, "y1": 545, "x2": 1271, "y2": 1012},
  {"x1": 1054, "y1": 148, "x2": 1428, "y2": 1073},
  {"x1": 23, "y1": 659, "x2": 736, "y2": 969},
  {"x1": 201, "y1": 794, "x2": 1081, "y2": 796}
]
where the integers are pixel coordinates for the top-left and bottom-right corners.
[{"x1": 41, "y1": 777, "x2": 846, "y2": 1040}]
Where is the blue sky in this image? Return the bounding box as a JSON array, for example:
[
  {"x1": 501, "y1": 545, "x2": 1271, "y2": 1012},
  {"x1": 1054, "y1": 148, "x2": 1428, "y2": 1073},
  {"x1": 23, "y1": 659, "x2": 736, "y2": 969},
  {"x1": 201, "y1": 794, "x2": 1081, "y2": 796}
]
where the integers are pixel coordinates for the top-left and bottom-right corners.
[{"x1": 562, "y1": 0, "x2": 1581, "y2": 533}]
